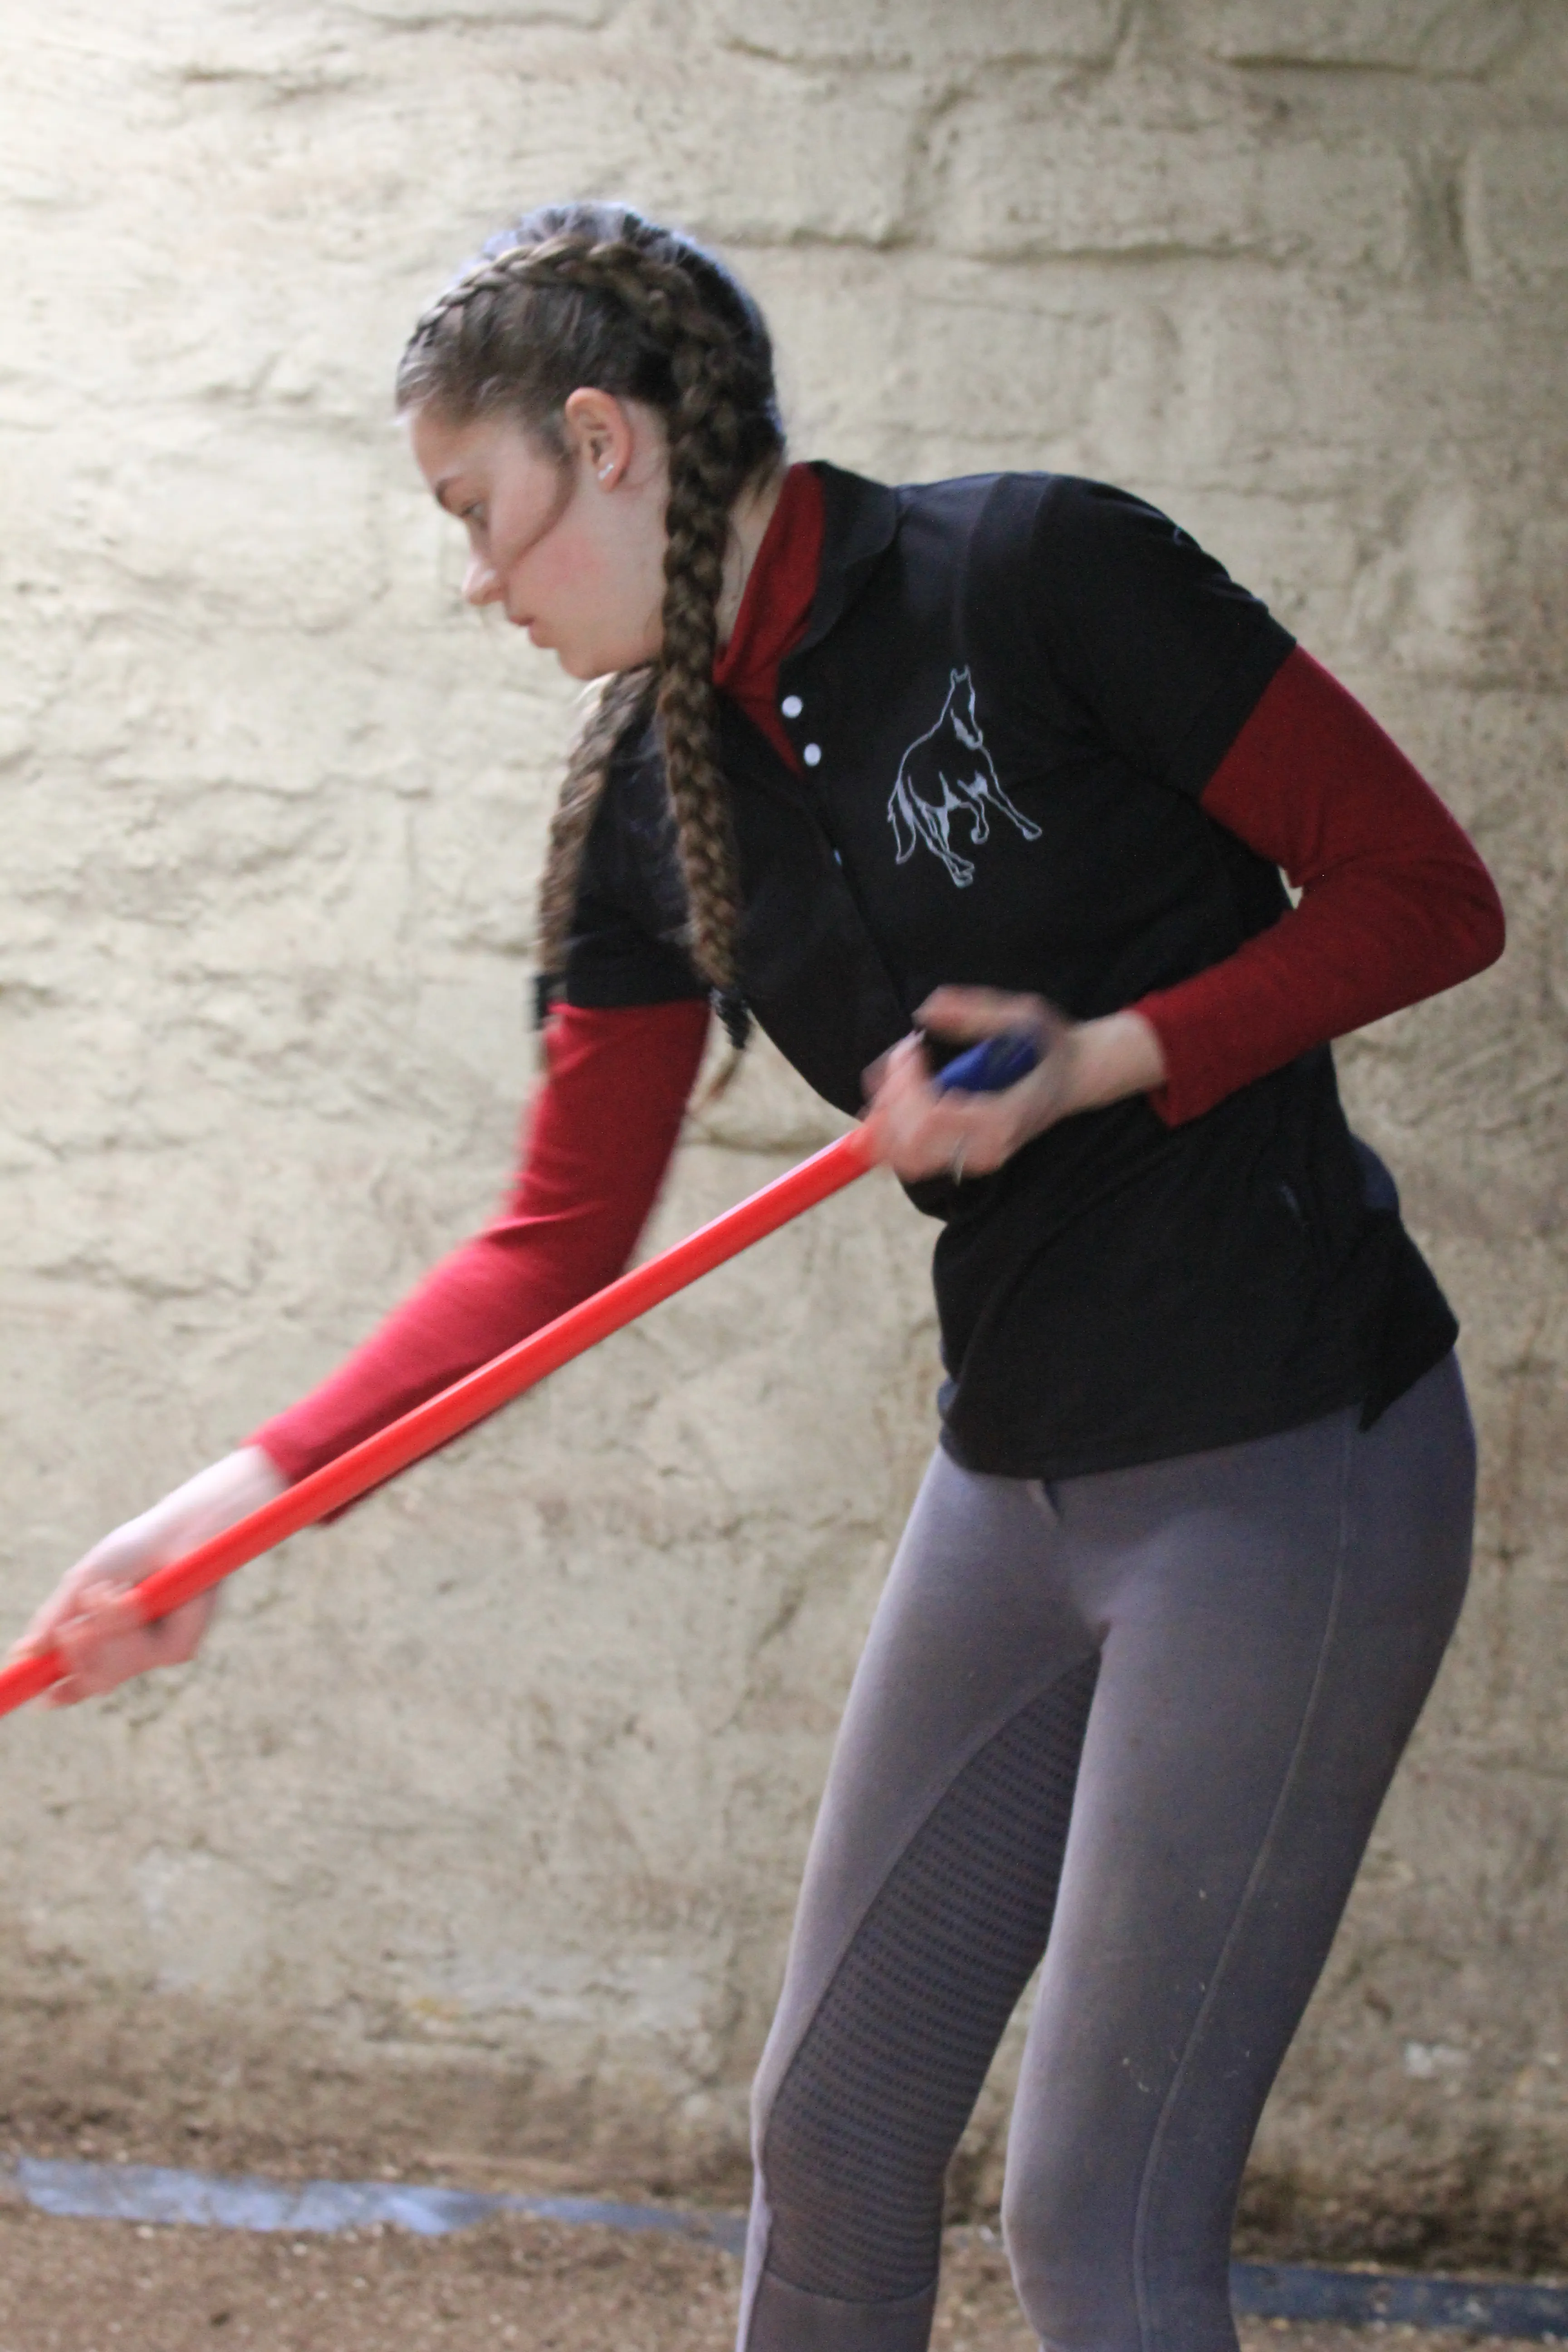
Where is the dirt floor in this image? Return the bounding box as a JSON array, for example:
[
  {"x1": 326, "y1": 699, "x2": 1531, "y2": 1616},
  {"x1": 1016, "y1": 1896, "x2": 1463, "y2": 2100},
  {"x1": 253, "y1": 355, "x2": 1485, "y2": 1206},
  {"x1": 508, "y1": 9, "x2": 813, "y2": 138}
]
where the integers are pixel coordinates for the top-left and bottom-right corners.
[
  {"x1": 0, "y1": 2202, "x2": 1543, "y2": 2352},
  {"x1": 5, "y1": 2003, "x2": 1564, "y2": 2281}
]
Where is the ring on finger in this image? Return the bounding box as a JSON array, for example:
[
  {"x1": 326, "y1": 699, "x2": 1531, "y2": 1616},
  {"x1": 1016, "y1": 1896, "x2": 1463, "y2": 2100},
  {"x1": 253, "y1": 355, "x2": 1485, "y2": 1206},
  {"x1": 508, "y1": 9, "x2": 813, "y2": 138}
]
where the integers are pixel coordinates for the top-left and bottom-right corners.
[{"x1": 948, "y1": 1137, "x2": 968, "y2": 1183}]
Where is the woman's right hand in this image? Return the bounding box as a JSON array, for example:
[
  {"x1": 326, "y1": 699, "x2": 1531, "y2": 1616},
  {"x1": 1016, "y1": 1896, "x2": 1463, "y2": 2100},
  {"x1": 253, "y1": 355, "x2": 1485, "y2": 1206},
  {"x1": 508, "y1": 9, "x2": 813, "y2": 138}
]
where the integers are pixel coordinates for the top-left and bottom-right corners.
[{"x1": 7, "y1": 1446, "x2": 288, "y2": 1707}]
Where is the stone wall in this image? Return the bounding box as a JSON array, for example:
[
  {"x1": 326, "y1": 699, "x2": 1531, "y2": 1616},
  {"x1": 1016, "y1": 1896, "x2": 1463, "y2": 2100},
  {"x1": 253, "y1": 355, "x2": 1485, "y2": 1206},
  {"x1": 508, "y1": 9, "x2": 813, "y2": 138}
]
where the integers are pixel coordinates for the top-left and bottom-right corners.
[{"x1": 0, "y1": 0, "x2": 1563, "y2": 2264}]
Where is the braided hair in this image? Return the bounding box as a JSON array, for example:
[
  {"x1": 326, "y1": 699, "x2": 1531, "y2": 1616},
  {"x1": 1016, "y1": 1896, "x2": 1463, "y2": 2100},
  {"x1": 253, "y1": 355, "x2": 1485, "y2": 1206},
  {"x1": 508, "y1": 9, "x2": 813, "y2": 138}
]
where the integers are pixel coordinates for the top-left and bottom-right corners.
[{"x1": 397, "y1": 203, "x2": 786, "y2": 1047}]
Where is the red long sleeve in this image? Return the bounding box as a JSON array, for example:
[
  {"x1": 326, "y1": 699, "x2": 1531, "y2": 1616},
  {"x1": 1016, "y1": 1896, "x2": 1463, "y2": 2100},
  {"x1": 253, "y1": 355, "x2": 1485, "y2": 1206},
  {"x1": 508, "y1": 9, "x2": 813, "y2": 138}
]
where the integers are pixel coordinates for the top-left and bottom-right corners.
[
  {"x1": 1132, "y1": 648, "x2": 1505, "y2": 1127},
  {"x1": 248, "y1": 470, "x2": 824, "y2": 1495},
  {"x1": 252, "y1": 997, "x2": 710, "y2": 1484}
]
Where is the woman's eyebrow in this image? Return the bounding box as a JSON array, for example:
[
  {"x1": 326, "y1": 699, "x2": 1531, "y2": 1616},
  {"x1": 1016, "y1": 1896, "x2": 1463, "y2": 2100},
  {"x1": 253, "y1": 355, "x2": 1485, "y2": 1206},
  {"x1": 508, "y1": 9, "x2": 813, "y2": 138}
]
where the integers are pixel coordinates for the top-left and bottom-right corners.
[{"x1": 431, "y1": 475, "x2": 464, "y2": 513}]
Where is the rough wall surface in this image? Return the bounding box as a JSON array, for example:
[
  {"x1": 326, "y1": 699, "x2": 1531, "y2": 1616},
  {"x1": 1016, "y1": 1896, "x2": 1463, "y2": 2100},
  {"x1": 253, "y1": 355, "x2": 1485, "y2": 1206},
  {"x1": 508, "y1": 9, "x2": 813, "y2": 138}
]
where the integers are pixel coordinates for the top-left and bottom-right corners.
[{"x1": 0, "y1": 0, "x2": 1563, "y2": 2264}]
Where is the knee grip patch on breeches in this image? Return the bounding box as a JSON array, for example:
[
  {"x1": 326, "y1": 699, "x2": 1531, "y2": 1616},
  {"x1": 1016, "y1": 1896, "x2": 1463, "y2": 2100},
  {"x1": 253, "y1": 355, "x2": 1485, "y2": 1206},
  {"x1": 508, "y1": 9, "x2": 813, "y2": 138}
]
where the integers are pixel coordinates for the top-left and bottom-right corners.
[{"x1": 759, "y1": 1654, "x2": 1099, "y2": 2305}]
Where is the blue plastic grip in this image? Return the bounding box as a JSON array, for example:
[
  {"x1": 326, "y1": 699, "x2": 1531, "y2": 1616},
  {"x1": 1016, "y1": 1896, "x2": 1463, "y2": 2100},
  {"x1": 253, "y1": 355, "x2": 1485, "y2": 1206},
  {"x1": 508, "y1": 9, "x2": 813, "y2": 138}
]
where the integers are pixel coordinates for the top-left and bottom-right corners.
[{"x1": 931, "y1": 1032, "x2": 1039, "y2": 1094}]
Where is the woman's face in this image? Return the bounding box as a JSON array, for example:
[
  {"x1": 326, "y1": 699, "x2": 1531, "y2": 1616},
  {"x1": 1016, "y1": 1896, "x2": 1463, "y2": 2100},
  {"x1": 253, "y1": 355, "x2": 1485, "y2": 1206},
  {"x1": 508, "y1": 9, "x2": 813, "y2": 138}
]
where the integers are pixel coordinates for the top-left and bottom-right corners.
[{"x1": 408, "y1": 390, "x2": 670, "y2": 680}]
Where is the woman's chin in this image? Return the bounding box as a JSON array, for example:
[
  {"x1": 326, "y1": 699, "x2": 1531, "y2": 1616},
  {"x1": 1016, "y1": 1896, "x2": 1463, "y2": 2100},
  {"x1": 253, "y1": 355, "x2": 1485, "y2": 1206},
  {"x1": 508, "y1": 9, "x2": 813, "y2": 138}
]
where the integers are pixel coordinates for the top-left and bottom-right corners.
[
  {"x1": 533, "y1": 630, "x2": 595, "y2": 678},
  {"x1": 557, "y1": 647, "x2": 627, "y2": 682}
]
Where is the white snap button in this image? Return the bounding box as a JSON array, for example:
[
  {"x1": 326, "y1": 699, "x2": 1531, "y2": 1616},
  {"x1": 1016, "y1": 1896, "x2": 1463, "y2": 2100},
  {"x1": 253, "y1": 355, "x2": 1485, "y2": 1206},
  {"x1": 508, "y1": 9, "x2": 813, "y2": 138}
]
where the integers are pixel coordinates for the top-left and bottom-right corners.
[
  {"x1": 780, "y1": 694, "x2": 803, "y2": 718},
  {"x1": 803, "y1": 742, "x2": 823, "y2": 766}
]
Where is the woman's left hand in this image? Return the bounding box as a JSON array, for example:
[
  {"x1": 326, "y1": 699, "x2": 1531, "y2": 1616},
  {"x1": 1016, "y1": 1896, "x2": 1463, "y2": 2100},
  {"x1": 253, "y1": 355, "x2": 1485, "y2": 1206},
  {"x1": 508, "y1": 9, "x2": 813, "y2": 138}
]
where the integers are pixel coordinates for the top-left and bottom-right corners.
[{"x1": 862, "y1": 988, "x2": 1168, "y2": 1185}]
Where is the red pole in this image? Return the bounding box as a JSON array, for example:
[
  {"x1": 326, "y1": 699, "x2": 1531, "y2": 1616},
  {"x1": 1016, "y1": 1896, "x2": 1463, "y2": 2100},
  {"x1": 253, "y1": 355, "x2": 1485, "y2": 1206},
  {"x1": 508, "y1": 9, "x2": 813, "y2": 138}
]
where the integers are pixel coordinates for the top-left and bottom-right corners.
[{"x1": 0, "y1": 1126, "x2": 876, "y2": 1720}]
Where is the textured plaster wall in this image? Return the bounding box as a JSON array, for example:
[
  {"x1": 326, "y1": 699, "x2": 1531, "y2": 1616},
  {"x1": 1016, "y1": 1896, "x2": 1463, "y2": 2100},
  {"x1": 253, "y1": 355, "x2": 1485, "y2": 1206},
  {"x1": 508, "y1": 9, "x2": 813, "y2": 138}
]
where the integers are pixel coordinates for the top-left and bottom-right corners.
[{"x1": 0, "y1": 0, "x2": 1564, "y2": 2262}]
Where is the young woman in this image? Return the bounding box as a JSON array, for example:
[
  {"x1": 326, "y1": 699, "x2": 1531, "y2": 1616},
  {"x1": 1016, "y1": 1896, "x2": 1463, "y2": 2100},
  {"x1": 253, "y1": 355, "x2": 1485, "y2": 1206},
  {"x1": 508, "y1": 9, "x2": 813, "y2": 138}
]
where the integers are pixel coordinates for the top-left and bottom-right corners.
[{"x1": 16, "y1": 205, "x2": 1504, "y2": 2352}]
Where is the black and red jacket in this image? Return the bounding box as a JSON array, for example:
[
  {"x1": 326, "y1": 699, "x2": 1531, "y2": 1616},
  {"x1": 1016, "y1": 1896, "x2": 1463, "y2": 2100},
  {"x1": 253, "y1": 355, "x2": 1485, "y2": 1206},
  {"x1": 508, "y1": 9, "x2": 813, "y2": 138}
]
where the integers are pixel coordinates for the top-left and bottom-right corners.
[
  {"x1": 257, "y1": 464, "x2": 1503, "y2": 1488},
  {"x1": 559, "y1": 463, "x2": 1499, "y2": 1477}
]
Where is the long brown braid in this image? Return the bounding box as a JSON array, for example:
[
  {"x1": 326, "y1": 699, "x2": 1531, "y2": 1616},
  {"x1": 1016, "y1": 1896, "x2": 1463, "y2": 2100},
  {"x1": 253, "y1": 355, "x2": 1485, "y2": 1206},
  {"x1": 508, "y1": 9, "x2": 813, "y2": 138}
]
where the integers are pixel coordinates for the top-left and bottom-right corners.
[{"x1": 397, "y1": 204, "x2": 786, "y2": 1045}]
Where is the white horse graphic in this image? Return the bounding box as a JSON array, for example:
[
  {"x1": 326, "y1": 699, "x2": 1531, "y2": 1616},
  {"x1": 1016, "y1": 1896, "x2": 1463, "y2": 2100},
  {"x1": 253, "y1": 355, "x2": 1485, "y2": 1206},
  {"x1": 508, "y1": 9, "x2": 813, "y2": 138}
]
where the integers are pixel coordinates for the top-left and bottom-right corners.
[{"x1": 887, "y1": 668, "x2": 1042, "y2": 887}]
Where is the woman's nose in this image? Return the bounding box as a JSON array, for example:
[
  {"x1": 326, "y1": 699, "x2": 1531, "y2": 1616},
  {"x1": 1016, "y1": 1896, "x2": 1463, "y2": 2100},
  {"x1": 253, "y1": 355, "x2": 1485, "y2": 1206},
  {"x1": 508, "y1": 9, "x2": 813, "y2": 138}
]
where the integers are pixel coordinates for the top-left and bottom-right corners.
[{"x1": 463, "y1": 553, "x2": 501, "y2": 606}]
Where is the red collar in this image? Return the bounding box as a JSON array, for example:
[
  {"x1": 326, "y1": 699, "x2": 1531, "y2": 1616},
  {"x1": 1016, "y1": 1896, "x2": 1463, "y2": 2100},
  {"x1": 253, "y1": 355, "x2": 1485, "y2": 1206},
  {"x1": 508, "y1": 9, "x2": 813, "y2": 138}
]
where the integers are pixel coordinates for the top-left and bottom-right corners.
[{"x1": 712, "y1": 462, "x2": 825, "y2": 772}]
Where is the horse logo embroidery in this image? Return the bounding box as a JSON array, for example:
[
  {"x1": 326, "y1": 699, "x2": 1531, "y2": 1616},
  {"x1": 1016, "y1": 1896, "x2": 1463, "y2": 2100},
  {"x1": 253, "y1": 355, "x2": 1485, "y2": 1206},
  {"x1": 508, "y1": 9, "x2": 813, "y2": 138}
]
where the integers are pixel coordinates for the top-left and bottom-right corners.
[{"x1": 887, "y1": 668, "x2": 1042, "y2": 887}]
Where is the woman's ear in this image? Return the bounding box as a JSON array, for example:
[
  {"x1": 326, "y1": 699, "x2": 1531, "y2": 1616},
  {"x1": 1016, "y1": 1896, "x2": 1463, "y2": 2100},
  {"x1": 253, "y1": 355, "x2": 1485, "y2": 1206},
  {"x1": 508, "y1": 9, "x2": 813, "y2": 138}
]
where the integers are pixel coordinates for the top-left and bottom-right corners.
[{"x1": 562, "y1": 387, "x2": 637, "y2": 489}]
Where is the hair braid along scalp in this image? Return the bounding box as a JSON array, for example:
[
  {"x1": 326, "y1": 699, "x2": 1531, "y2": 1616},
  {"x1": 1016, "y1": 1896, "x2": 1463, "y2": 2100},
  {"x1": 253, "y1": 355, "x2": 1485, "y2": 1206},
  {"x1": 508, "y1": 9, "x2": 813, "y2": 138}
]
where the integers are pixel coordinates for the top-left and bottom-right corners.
[{"x1": 398, "y1": 206, "x2": 786, "y2": 1044}]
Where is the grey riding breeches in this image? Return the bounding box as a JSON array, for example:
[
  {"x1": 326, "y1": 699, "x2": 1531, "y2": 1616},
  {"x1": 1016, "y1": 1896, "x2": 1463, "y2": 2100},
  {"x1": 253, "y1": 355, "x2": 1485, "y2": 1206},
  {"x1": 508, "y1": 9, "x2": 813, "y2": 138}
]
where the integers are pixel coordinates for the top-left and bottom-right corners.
[{"x1": 738, "y1": 1354, "x2": 1475, "y2": 2352}]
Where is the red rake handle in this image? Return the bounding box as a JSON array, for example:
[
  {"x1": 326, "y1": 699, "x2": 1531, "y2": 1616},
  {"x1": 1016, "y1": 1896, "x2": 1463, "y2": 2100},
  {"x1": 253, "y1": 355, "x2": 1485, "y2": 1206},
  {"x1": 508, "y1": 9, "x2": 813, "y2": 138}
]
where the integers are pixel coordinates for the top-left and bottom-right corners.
[{"x1": 0, "y1": 1125, "x2": 875, "y2": 1720}]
